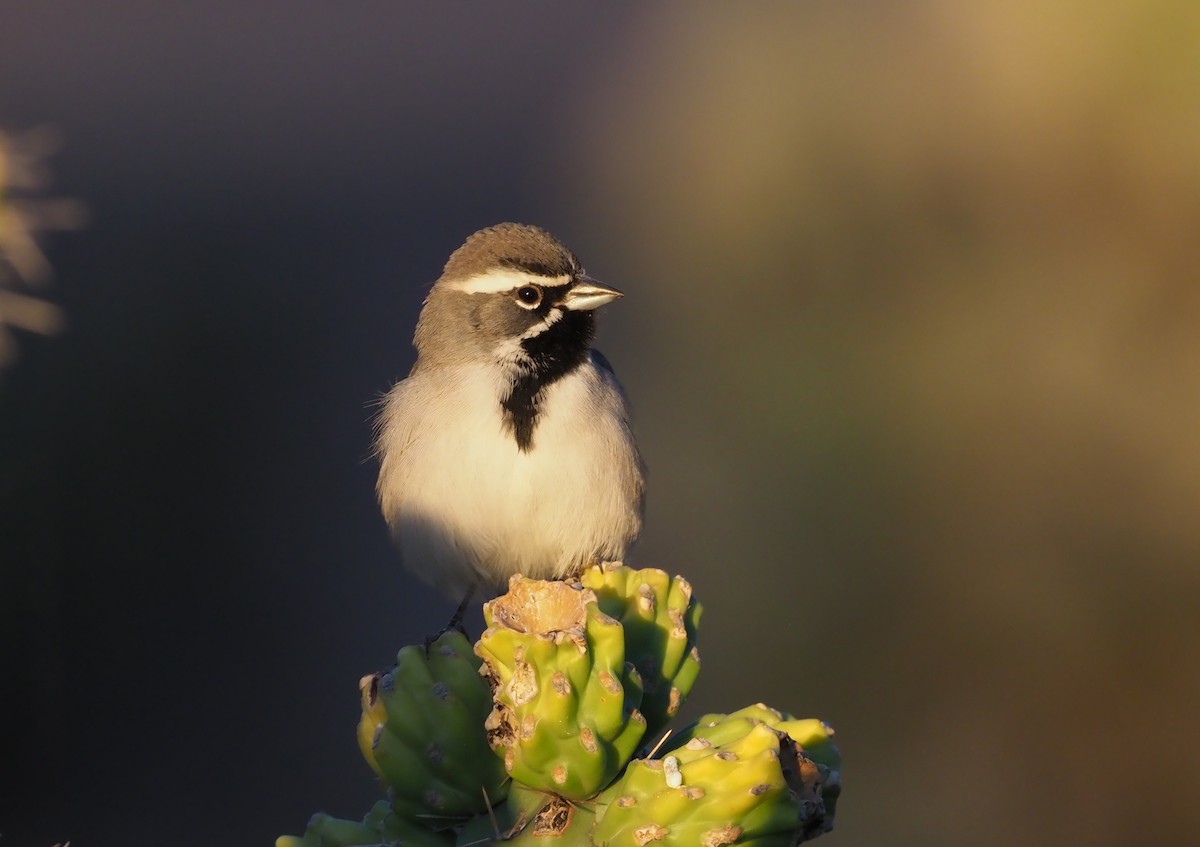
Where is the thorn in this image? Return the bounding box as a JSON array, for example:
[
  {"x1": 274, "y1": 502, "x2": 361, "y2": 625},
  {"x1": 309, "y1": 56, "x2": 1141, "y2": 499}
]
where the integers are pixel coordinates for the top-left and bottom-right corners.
[
  {"x1": 646, "y1": 728, "x2": 673, "y2": 759},
  {"x1": 482, "y1": 785, "x2": 500, "y2": 837}
]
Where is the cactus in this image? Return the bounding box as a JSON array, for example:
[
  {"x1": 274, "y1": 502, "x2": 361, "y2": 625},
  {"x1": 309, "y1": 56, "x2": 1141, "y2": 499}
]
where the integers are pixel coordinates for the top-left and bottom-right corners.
[
  {"x1": 474, "y1": 576, "x2": 648, "y2": 802},
  {"x1": 279, "y1": 565, "x2": 843, "y2": 847},
  {"x1": 356, "y1": 629, "x2": 508, "y2": 828},
  {"x1": 275, "y1": 800, "x2": 452, "y2": 847},
  {"x1": 592, "y1": 708, "x2": 838, "y2": 846},
  {"x1": 455, "y1": 781, "x2": 603, "y2": 845},
  {"x1": 579, "y1": 564, "x2": 701, "y2": 737},
  {"x1": 679, "y1": 703, "x2": 842, "y2": 820}
]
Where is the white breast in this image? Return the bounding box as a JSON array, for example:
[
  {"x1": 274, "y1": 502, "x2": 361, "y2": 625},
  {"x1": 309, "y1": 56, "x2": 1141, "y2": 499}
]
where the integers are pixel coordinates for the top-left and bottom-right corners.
[{"x1": 376, "y1": 353, "x2": 644, "y2": 597}]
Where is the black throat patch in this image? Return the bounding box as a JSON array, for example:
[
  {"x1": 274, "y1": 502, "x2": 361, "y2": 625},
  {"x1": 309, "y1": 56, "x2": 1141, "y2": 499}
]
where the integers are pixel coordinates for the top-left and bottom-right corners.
[{"x1": 500, "y1": 309, "x2": 593, "y2": 452}]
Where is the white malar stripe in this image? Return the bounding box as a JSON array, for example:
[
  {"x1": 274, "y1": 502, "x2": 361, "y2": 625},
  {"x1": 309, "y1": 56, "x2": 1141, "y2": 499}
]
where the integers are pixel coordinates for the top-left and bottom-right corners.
[
  {"x1": 447, "y1": 268, "x2": 572, "y2": 295},
  {"x1": 491, "y1": 335, "x2": 531, "y2": 366},
  {"x1": 520, "y1": 307, "x2": 564, "y2": 339}
]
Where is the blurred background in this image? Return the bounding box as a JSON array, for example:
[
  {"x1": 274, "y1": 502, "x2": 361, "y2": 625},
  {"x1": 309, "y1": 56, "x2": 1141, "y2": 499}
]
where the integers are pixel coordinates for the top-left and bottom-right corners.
[{"x1": 3, "y1": 2, "x2": 1199, "y2": 845}]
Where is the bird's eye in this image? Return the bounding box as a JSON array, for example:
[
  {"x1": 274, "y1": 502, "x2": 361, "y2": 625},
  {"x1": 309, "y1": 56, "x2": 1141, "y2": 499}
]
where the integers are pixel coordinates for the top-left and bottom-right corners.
[{"x1": 515, "y1": 285, "x2": 543, "y2": 307}]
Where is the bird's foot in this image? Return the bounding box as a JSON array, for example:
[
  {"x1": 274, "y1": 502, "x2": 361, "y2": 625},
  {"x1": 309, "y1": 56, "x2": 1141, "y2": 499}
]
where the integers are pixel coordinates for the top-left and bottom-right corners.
[{"x1": 423, "y1": 586, "x2": 475, "y2": 654}]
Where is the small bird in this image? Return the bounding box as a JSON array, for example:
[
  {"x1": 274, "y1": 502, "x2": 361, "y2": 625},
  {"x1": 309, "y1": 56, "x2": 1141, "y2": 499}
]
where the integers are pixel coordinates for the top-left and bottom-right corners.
[{"x1": 375, "y1": 223, "x2": 645, "y2": 609}]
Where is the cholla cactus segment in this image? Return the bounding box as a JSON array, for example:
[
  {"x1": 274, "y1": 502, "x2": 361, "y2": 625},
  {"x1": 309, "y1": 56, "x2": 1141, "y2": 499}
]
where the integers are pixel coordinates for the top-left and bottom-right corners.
[
  {"x1": 687, "y1": 704, "x2": 841, "y2": 774},
  {"x1": 356, "y1": 630, "x2": 508, "y2": 826},
  {"x1": 593, "y1": 708, "x2": 837, "y2": 846},
  {"x1": 475, "y1": 576, "x2": 648, "y2": 802},
  {"x1": 275, "y1": 800, "x2": 453, "y2": 847},
  {"x1": 579, "y1": 564, "x2": 702, "y2": 737},
  {"x1": 671, "y1": 704, "x2": 841, "y2": 832}
]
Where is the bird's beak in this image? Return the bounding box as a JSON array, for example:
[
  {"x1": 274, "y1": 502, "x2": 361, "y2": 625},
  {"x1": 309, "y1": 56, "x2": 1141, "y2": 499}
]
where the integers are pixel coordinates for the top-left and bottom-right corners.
[{"x1": 560, "y1": 275, "x2": 624, "y2": 311}]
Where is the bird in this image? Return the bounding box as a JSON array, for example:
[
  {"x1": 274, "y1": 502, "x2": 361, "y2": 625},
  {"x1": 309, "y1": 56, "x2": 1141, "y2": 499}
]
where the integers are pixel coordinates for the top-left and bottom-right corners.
[{"x1": 374, "y1": 223, "x2": 645, "y2": 614}]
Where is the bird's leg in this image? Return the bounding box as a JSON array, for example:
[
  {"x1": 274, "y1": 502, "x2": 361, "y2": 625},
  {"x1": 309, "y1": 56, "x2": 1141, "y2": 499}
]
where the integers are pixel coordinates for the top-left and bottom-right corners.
[
  {"x1": 424, "y1": 582, "x2": 476, "y2": 654},
  {"x1": 447, "y1": 583, "x2": 476, "y2": 634}
]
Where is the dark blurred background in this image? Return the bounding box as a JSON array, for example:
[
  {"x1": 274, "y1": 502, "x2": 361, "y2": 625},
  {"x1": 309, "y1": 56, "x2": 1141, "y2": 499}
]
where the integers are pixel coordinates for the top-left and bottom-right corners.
[{"x1": 3, "y1": 2, "x2": 1199, "y2": 845}]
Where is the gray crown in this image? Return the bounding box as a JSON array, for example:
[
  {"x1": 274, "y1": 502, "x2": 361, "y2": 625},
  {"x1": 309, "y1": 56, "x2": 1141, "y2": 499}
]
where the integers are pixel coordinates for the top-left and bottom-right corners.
[{"x1": 441, "y1": 223, "x2": 583, "y2": 282}]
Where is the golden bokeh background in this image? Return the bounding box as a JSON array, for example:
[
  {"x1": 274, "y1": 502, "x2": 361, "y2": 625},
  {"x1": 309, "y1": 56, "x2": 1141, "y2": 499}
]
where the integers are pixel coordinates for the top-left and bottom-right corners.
[{"x1": 556, "y1": 4, "x2": 1200, "y2": 845}]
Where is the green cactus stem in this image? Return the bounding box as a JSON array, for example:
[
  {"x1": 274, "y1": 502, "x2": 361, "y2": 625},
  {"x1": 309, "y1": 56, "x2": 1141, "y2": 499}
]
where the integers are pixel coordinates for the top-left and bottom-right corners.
[
  {"x1": 275, "y1": 800, "x2": 453, "y2": 847},
  {"x1": 356, "y1": 630, "x2": 508, "y2": 827},
  {"x1": 592, "y1": 705, "x2": 838, "y2": 846},
  {"x1": 475, "y1": 576, "x2": 647, "y2": 802},
  {"x1": 579, "y1": 563, "x2": 701, "y2": 737},
  {"x1": 679, "y1": 703, "x2": 842, "y2": 820},
  {"x1": 279, "y1": 568, "x2": 843, "y2": 847}
]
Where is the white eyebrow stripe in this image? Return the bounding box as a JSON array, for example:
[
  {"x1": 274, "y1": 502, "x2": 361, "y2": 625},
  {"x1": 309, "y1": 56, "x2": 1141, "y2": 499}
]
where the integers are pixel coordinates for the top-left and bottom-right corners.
[{"x1": 446, "y1": 268, "x2": 572, "y2": 295}]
